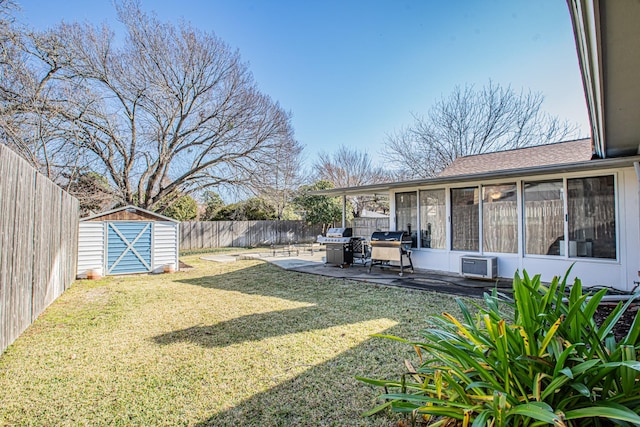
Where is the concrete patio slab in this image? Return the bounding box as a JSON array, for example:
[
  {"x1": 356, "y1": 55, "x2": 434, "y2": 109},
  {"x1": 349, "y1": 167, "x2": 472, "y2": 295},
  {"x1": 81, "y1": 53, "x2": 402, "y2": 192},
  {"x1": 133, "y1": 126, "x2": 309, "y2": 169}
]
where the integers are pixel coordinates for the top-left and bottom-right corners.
[
  {"x1": 200, "y1": 254, "x2": 238, "y2": 263},
  {"x1": 199, "y1": 248, "x2": 512, "y2": 299}
]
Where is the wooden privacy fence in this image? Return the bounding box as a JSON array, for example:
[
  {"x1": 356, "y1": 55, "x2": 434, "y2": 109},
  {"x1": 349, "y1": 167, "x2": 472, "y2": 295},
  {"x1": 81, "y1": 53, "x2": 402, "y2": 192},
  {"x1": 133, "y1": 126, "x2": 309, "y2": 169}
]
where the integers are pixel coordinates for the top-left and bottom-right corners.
[
  {"x1": 180, "y1": 220, "x2": 324, "y2": 251},
  {"x1": 0, "y1": 145, "x2": 79, "y2": 354},
  {"x1": 348, "y1": 217, "x2": 389, "y2": 238}
]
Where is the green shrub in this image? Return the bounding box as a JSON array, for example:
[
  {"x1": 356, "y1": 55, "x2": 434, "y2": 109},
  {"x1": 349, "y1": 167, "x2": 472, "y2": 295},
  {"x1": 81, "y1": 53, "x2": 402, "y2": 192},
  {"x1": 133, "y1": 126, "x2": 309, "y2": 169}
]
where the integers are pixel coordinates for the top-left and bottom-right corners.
[{"x1": 358, "y1": 269, "x2": 640, "y2": 426}]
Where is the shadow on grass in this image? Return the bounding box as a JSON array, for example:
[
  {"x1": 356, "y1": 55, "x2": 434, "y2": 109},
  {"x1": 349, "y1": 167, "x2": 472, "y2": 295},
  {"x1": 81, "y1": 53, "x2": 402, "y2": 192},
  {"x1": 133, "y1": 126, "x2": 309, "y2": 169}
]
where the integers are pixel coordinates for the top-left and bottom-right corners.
[
  {"x1": 153, "y1": 262, "x2": 394, "y2": 349},
  {"x1": 193, "y1": 336, "x2": 405, "y2": 426},
  {"x1": 151, "y1": 261, "x2": 459, "y2": 426},
  {"x1": 153, "y1": 306, "x2": 340, "y2": 348}
]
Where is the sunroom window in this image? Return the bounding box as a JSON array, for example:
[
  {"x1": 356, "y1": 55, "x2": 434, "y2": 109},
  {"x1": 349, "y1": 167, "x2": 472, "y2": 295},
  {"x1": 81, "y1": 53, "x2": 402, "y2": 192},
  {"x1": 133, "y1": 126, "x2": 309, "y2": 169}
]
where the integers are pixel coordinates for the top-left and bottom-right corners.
[
  {"x1": 524, "y1": 176, "x2": 616, "y2": 259},
  {"x1": 524, "y1": 180, "x2": 564, "y2": 256},
  {"x1": 482, "y1": 184, "x2": 517, "y2": 253},
  {"x1": 395, "y1": 192, "x2": 417, "y2": 247},
  {"x1": 451, "y1": 187, "x2": 479, "y2": 251},
  {"x1": 419, "y1": 189, "x2": 446, "y2": 249},
  {"x1": 567, "y1": 176, "x2": 616, "y2": 259}
]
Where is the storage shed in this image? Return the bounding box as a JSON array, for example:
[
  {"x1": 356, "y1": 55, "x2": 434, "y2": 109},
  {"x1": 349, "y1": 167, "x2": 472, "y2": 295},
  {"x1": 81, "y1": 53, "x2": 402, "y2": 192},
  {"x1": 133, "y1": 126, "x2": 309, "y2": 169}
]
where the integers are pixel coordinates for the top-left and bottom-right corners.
[{"x1": 77, "y1": 205, "x2": 180, "y2": 277}]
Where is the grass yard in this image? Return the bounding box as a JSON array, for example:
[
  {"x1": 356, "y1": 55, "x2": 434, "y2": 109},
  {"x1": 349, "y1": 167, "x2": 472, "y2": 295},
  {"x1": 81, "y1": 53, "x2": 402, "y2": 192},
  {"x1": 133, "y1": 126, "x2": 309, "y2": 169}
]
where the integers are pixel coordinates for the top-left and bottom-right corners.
[{"x1": 0, "y1": 254, "x2": 468, "y2": 426}]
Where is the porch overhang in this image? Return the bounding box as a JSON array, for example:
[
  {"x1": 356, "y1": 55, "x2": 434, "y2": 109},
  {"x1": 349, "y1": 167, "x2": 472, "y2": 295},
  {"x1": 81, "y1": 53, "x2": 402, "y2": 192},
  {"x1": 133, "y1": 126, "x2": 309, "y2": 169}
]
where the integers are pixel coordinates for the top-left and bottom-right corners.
[
  {"x1": 567, "y1": 0, "x2": 640, "y2": 158},
  {"x1": 312, "y1": 155, "x2": 640, "y2": 196}
]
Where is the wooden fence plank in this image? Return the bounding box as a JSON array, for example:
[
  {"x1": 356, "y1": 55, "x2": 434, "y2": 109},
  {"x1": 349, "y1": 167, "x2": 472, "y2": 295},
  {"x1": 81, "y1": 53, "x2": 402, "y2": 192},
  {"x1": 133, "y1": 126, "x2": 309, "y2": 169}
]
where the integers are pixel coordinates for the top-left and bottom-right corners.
[
  {"x1": 232, "y1": 221, "x2": 249, "y2": 247},
  {"x1": 10, "y1": 159, "x2": 36, "y2": 344},
  {"x1": 349, "y1": 217, "x2": 390, "y2": 239},
  {"x1": 218, "y1": 221, "x2": 233, "y2": 247},
  {"x1": 0, "y1": 144, "x2": 16, "y2": 352},
  {"x1": 177, "y1": 220, "x2": 323, "y2": 251},
  {"x1": 0, "y1": 146, "x2": 79, "y2": 354},
  {"x1": 31, "y1": 174, "x2": 48, "y2": 320}
]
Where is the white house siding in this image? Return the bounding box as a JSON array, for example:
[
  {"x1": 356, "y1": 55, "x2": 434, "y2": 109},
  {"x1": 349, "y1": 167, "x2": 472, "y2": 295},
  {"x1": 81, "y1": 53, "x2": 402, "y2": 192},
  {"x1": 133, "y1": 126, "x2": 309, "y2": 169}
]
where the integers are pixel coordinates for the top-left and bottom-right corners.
[
  {"x1": 77, "y1": 222, "x2": 105, "y2": 277},
  {"x1": 152, "y1": 221, "x2": 179, "y2": 273},
  {"x1": 389, "y1": 166, "x2": 640, "y2": 291},
  {"x1": 622, "y1": 167, "x2": 639, "y2": 291}
]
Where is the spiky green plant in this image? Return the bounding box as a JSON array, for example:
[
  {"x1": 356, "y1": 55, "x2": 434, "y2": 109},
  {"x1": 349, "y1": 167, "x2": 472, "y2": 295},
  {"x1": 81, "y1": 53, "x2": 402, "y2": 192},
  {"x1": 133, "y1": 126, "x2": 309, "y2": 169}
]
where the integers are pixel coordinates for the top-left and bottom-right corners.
[{"x1": 358, "y1": 269, "x2": 640, "y2": 426}]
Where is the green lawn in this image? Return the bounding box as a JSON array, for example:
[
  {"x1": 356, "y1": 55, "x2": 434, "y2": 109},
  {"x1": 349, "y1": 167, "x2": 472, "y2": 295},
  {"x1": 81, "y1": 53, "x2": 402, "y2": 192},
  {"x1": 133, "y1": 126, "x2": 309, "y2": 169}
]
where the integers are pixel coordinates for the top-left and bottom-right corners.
[{"x1": 0, "y1": 255, "x2": 467, "y2": 426}]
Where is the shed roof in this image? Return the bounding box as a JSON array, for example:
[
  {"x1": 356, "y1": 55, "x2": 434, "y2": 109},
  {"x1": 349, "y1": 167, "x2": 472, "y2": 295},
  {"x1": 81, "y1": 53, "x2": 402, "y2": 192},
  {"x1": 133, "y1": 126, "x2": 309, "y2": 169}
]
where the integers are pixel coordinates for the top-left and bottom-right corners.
[
  {"x1": 80, "y1": 205, "x2": 179, "y2": 223},
  {"x1": 438, "y1": 138, "x2": 594, "y2": 177}
]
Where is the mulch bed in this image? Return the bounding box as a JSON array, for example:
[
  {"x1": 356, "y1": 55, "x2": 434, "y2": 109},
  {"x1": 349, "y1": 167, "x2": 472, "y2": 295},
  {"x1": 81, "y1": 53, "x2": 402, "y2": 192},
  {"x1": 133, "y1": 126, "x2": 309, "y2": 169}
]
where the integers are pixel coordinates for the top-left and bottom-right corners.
[{"x1": 593, "y1": 303, "x2": 638, "y2": 341}]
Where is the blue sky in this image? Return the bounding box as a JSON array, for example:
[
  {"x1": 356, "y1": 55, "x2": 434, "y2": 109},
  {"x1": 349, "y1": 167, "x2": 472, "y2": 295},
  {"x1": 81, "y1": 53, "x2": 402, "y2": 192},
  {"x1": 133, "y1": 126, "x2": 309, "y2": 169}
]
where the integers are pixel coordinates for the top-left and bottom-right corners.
[{"x1": 18, "y1": 1, "x2": 589, "y2": 168}]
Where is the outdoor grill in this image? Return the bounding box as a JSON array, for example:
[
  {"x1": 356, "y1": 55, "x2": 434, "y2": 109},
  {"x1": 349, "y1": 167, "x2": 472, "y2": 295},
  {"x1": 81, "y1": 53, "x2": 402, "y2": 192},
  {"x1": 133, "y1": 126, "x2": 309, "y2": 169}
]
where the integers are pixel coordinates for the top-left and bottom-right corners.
[
  {"x1": 317, "y1": 227, "x2": 354, "y2": 267},
  {"x1": 368, "y1": 231, "x2": 414, "y2": 276}
]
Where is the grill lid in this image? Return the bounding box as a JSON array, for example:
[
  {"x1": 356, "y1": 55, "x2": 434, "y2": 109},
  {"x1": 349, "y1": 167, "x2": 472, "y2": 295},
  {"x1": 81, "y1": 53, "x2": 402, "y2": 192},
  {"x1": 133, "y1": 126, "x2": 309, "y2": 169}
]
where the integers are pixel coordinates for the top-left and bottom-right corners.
[
  {"x1": 318, "y1": 237, "x2": 352, "y2": 244},
  {"x1": 326, "y1": 227, "x2": 352, "y2": 238},
  {"x1": 370, "y1": 231, "x2": 412, "y2": 247},
  {"x1": 371, "y1": 231, "x2": 410, "y2": 241}
]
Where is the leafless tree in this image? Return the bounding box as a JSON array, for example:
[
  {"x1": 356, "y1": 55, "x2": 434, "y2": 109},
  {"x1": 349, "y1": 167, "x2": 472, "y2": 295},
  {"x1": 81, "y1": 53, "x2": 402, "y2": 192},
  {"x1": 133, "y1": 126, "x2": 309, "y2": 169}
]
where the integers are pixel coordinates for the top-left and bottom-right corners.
[
  {"x1": 0, "y1": 3, "x2": 93, "y2": 181},
  {"x1": 0, "y1": 1, "x2": 50, "y2": 167},
  {"x1": 383, "y1": 81, "x2": 581, "y2": 178},
  {"x1": 0, "y1": 0, "x2": 18, "y2": 68},
  {"x1": 314, "y1": 145, "x2": 390, "y2": 217},
  {"x1": 3, "y1": 1, "x2": 295, "y2": 210},
  {"x1": 247, "y1": 134, "x2": 306, "y2": 219},
  {"x1": 64, "y1": 170, "x2": 117, "y2": 216},
  {"x1": 60, "y1": 2, "x2": 295, "y2": 209}
]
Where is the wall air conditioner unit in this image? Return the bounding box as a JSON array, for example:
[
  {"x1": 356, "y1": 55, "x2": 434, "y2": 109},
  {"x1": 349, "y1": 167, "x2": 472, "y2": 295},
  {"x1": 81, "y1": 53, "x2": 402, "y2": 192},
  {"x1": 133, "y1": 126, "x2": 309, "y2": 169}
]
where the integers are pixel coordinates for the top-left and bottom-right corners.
[{"x1": 460, "y1": 255, "x2": 498, "y2": 279}]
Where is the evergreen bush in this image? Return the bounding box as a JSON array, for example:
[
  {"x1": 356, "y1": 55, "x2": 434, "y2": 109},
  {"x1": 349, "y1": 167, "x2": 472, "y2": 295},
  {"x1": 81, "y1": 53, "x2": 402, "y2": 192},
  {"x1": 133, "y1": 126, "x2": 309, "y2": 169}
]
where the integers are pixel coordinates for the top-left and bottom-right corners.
[{"x1": 358, "y1": 269, "x2": 640, "y2": 426}]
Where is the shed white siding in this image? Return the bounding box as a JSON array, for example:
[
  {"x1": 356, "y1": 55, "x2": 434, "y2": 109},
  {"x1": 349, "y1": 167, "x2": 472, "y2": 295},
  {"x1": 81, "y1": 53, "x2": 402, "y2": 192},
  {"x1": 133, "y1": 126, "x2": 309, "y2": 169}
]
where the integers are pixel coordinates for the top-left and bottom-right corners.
[
  {"x1": 77, "y1": 206, "x2": 180, "y2": 277},
  {"x1": 152, "y1": 221, "x2": 179, "y2": 273},
  {"x1": 77, "y1": 222, "x2": 105, "y2": 277}
]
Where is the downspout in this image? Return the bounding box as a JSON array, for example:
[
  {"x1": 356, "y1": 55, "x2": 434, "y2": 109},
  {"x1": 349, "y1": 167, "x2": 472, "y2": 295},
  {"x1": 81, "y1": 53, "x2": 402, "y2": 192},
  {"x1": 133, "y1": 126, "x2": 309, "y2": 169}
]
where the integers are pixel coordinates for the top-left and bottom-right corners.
[
  {"x1": 634, "y1": 161, "x2": 640, "y2": 292},
  {"x1": 341, "y1": 195, "x2": 346, "y2": 228}
]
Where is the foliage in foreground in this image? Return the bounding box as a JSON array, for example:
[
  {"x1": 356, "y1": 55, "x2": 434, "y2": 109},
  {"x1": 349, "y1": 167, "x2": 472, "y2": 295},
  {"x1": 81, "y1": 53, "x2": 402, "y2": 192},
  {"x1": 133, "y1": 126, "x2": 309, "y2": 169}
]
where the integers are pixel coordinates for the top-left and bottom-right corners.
[{"x1": 358, "y1": 270, "x2": 640, "y2": 426}]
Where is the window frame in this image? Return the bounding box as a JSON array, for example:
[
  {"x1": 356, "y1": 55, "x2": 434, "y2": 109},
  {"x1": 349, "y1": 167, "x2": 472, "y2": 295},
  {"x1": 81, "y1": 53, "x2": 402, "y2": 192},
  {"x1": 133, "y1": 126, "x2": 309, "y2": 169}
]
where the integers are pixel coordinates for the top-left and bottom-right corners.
[
  {"x1": 566, "y1": 175, "x2": 617, "y2": 260},
  {"x1": 394, "y1": 191, "x2": 418, "y2": 248},
  {"x1": 522, "y1": 173, "x2": 619, "y2": 262},
  {"x1": 418, "y1": 188, "x2": 447, "y2": 250},
  {"x1": 450, "y1": 186, "x2": 481, "y2": 252},
  {"x1": 482, "y1": 183, "x2": 518, "y2": 254},
  {"x1": 522, "y1": 179, "x2": 565, "y2": 257},
  {"x1": 390, "y1": 172, "x2": 619, "y2": 263}
]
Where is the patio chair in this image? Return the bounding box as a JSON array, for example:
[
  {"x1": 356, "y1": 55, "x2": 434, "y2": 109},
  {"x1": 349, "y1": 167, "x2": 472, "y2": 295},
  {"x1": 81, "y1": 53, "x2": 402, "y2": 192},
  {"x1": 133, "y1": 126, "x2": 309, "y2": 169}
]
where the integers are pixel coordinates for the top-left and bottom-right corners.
[{"x1": 351, "y1": 237, "x2": 371, "y2": 266}]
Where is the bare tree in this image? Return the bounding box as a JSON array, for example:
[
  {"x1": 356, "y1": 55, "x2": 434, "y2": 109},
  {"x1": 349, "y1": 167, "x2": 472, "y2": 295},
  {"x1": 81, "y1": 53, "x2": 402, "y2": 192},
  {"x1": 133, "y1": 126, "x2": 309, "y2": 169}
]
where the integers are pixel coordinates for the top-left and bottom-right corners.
[
  {"x1": 314, "y1": 145, "x2": 390, "y2": 217},
  {"x1": 0, "y1": 0, "x2": 15, "y2": 58},
  {"x1": 65, "y1": 170, "x2": 117, "y2": 216},
  {"x1": 1, "y1": 4, "x2": 102, "y2": 181},
  {"x1": 0, "y1": 2, "x2": 50, "y2": 169},
  {"x1": 4, "y1": 1, "x2": 295, "y2": 210},
  {"x1": 383, "y1": 81, "x2": 581, "y2": 178},
  {"x1": 246, "y1": 134, "x2": 305, "y2": 220}
]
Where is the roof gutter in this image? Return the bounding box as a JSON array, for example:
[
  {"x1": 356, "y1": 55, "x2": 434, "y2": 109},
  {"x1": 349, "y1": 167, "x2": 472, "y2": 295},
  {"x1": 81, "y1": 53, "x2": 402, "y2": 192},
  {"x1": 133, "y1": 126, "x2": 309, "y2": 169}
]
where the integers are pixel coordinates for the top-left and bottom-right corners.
[{"x1": 566, "y1": 0, "x2": 606, "y2": 158}]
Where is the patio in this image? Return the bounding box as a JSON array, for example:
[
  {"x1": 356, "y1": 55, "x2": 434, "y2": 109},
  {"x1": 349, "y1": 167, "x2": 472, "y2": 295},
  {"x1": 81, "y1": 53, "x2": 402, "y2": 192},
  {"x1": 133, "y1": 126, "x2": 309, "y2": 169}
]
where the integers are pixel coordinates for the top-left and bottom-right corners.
[{"x1": 201, "y1": 248, "x2": 512, "y2": 299}]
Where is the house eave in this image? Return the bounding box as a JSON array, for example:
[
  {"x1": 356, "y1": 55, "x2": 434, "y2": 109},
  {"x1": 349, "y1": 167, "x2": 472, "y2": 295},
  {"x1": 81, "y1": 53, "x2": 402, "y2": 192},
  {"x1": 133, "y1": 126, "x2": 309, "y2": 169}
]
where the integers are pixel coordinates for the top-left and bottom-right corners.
[
  {"x1": 567, "y1": 0, "x2": 640, "y2": 158},
  {"x1": 312, "y1": 156, "x2": 640, "y2": 196}
]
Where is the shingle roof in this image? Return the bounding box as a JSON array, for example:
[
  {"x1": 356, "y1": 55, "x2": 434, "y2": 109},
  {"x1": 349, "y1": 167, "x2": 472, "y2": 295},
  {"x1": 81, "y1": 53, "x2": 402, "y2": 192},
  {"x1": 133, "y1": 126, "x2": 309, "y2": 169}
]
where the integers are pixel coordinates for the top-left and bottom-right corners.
[{"x1": 437, "y1": 138, "x2": 594, "y2": 177}]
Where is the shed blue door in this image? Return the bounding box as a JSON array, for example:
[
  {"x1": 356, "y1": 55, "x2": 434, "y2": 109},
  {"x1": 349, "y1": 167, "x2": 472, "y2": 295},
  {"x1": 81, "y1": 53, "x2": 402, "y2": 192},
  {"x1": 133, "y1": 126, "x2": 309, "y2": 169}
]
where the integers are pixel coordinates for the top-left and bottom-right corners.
[{"x1": 106, "y1": 222, "x2": 152, "y2": 274}]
